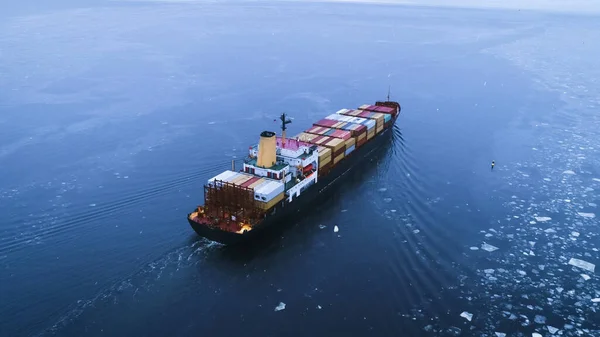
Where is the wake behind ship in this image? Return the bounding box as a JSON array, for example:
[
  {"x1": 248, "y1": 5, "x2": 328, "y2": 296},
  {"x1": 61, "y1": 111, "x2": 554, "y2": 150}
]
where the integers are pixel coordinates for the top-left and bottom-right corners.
[{"x1": 187, "y1": 99, "x2": 401, "y2": 244}]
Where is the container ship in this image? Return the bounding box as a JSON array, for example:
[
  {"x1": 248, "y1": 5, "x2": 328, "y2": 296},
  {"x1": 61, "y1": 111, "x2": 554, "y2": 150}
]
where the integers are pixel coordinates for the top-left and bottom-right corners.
[{"x1": 187, "y1": 99, "x2": 401, "y2": 244}]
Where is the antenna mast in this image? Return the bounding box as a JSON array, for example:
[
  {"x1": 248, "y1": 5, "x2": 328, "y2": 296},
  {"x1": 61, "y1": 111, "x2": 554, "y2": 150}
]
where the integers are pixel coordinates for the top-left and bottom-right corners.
[
  {"x1": 387, "y1": 85, "x2": 391, "y2": 101},
  {"x1": 280, "y1": 112, "x2": 292, "y2": 146}
]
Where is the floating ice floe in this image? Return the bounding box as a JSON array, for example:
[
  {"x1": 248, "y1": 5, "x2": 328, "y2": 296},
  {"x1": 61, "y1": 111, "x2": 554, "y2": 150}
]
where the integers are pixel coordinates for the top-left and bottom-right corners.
[
  {"x1": 568, "y1": 258, "x2": 595, "y2": 273},
  {"x1": 581, "y1": 274, "x2": 590, "y2": 281},
  {"x1": 563, "y1": 170, "x2": 576, "y2": 175},
  {"x1": 571, "y1": 231, "x2": 580, "y2": 237},
  {"x1": 593, "y1": 178, "x2": 600, "y2": 182},
  {"x1": 334, "y1": 225, "x2": 339, "y2": 233},
  {"x1": 534, "y1": 315, "x2": 546, "y2": 324},
  {"x1": 274, "y1": 302, "x2": 286, "y2": 311},
  {"x1": 495, "y1": 333, "x2": 506, "y2": 337},
  {"x1": 470, "y1": 246, "x2": 479, "y2": 250},
  {"x1": 591, "y1": 298, "x2": 600, "y2": 303},
  {"x1": 460, "y1": 311, "x2": 473, "y2": 321},
  {"x1": 535, "y1": 216, "x2": 552, "y2": 222},
  {"x1": 547, "y1": 326, "x2": 559, "y2": 334},
  {"x1": 532, "y1": 333, "x2": 542, "y2": 337},
  {"x1": 577, "y1": 212, "x2": 595, "y2": 218},
  {"x1": 481, "y1": 243, "x2": 499, "y2": 252}
]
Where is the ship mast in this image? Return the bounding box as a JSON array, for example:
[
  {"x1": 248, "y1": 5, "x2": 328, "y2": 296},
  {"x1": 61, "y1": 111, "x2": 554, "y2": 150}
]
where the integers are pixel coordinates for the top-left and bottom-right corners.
[
  {"x1": 387, "y1": 85, "x2": 391, "y2": 101},
  {"x1": 280, "y1": 112, "x2": 292, "y2": 146}
]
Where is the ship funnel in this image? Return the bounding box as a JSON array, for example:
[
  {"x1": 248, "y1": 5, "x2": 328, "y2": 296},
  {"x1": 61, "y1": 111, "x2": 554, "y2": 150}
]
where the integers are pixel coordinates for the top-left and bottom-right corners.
[{"x1": 256, "y1": 131, "x2": 277, "y2": 168}]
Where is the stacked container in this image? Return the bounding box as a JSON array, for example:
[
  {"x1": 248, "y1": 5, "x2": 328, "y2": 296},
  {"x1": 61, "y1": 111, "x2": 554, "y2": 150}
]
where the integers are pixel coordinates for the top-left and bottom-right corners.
[
  {"x1": 294, "y1": 133, "x2": 346, "y2": 156},
  {"x1": 358, "y1": 104, "x2": 396, "y2": 115},
  {"x1": 344, "y1": 137, "x2": 356, "y2": 156},
  {"x1": 255, "y1": 180, "x2": 285, "y2": 209},
  {"x1": 317, "y1": 145, "x2": 332, "y2": 173},
  {"x1": 305, "y1": 126, "x2": 352, "y2": 140}
]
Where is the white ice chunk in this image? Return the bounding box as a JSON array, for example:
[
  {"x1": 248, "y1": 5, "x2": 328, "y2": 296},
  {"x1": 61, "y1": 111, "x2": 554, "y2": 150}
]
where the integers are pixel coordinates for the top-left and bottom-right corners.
[
  {"x1": 581, "y1": 274, "x2": 591, "y2": 280},
  {"x1": 532, "y1": 333, "x2": 542, "y2": 337},
  {"x1": 534, "y1": 315, "x2": 546, "y2": 324},
  {"x1": 593, "y1": 178, "x2": 600, "y2": 182},
  {"x1": 334, "y1": 225, "x2": 339, "y2": 233},
  {"x1": 481, "y1": 243, "x2": 499, "y2": 252},
  {"x1": 568, "y1": 258, "x2": 595, "y2": 273},
  {"x1": 548, "y1": 326, "x2": 559, "y2": 334},
  {"x1": 577, "y1": 212, "x2": 595, "y2": 218},
  {"x1": 563, "y1": 170, "x2": 576, "y2": 175},
  {"x1": 591, "y1": 298, "x2": 600, "y2": 303},
  {"x1": 460, "y1": 311, "x2": 473, "y2": 321},
  {"x1": 495, "y1": 333, "x2": 506, "y2": 337},
  {"x1": 470, "y1": 246, "x2": 479, "y2": 250},
  {"x1": 274, "y1": 302, "x2": 286, "y2": 311},
  {"x1": 571, "y1": 231, "x2": 580, "y2": 237},
  {"x1": 484, "y1": 269, "x2": 495, "y2": 274},
  {"x1": 536, "y1": 216, "x2": 552, "y2": 222},
  {"x1": 544, "y1": 228, "x2": 556, "y2": 233}
]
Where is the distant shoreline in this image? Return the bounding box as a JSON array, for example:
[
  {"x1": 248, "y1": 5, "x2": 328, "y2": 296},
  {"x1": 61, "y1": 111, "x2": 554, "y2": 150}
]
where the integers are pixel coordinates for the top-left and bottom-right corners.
[{"x1": 283, "y1": 0, "x2": 600, "y2": 14}]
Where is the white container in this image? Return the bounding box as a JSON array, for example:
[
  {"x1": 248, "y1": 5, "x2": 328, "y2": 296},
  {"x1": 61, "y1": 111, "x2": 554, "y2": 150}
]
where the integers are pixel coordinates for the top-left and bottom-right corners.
[
  {"x1": 208, "y1": 170, "x2": 238, "y2": 185},
  {"x1": 255, "y1": 180, "x2": 285, "y2": 202},
  {"x1": 335, "y1": 108, "x2": 350, "y2": 115}
]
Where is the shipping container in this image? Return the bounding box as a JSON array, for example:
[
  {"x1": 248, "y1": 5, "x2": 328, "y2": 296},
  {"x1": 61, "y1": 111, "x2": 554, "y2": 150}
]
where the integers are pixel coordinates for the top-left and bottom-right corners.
[
  {"x1": 345, "y1": 145, "x2": 355, "y2": 156},
  {"x1": 248, "y1": 178, "x2": 267, "y2": 189},
  {"x1": 208, "y1": 170, "x2": 238, "y2": 184},
  {"x1": 256, "y1": 180, "x2": 285, "y2": 202},
  {"x1": 330, "y1": 129, "x2": 352, "y2": 140},
  {"x1": 359, "y1": 104, "x2": 396, "y2": 114},
  {"x1": 296, "y1": 132, "x2": 319, "y2": 142},
  {"x1": 306, "y1": 125, "x2": 326, "y2": 135},
  {"x1": 319, "y1": 161, "x2": 333, "y2": 176},
  {"x1": 325, "y1": 137, "x2": 345, "y2": 151},
  {"x1": 342, "y1": 109, "x2": 361, "y2": 117},
  {"x1": 357, "y1": 110, "x2": 384, "y2": 127},
  {"x1": 241, "y1": 176, "x2": 261, "y2": 188},
  {"x1": 376, "y1": 124, "x2": 383, "y2": 134},
  {"x1": 335, "y1": 108, "x2": 351, "y2": 115},
  {"x1": 314, "y1": 119, "x2": 337, "y2": 128},
  {"x1": 257, "y1": 191, "x2": 285, "y2": 210},
  {"x1": 232, "y1": 174, "x2": 253, "y2": 186},
  {"x1": 319, "y1": 154, "x2": 332, "y2": 167},
  {"x1": 333, "y1": 152, "x2": 345, "y2": 165},
  {"x1": 345, "y1": 137, "x2": 355, "y2": 149},
  {"x1": 366, "y1": 128, "x2": 375, "y2": 140},
  {"x1": 317, "y1": 145, "x2": 332, "y2": 159},
  {"x1": 356, "y1": 136, "x2": 367, "y2": 147}
]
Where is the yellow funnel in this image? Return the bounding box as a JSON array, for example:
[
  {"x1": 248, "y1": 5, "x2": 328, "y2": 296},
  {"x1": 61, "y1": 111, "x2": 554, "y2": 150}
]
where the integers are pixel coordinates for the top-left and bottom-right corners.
[{"x1": 257, "y1": 131, "x2": 276, "y2": 168}]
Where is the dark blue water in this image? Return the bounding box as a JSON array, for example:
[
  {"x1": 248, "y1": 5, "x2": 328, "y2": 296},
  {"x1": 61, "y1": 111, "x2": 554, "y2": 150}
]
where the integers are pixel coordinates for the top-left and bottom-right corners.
[{"x1": 1, "y1": 1, "x2": 599, "y2": 337}]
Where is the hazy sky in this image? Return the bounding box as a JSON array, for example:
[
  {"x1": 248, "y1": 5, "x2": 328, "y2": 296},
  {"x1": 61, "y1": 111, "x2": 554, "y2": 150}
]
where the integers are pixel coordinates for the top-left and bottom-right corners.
[{"x1": 296, "y1": 0, "x2": 600, "y2": 14}]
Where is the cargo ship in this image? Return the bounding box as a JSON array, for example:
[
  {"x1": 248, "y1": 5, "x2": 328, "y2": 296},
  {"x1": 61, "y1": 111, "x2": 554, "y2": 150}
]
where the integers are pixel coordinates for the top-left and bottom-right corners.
[{"x1": 187, "y1": 99, "x2": 401, "y2": 244}]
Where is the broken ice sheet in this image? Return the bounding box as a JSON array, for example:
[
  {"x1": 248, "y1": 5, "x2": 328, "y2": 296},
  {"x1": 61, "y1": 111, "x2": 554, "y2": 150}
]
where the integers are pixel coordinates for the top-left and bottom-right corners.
[
  {"x1": 460, "y1": 311, "x2": 473, "y2": 321},
  {"x1": 495, "y1": 333, "x2": 506, "y2": 337},
  {"x1": 535, "y1": 216, "x2": 552, "y2": 222},
  {"x1": 577, "y1": 212, "x2": 595, "y2": 218},
  {"x1": 568, "y1": 258, "x2": 595, "y2": 273},
  {"x1": 274, "y1": 302, "x2": 286, "y2": 311},
  {"x1": 548, "y1": 326, "x2": 559, "y2": 334},
  {"x1": 481, "y1": 243, "x2": 499, "y2": 252}
]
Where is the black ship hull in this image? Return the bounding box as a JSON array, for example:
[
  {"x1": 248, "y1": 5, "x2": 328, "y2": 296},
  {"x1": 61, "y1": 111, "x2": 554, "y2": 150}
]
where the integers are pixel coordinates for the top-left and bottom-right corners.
[{"x1": 188, "y1": 119, "x2": 397, "y2": 245}]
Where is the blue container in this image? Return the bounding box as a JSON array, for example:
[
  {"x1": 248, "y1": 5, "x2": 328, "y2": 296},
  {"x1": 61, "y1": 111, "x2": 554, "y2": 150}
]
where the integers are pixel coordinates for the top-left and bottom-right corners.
[{"x1": 345, "y1": 145, "x2": 355, "y2": 156}]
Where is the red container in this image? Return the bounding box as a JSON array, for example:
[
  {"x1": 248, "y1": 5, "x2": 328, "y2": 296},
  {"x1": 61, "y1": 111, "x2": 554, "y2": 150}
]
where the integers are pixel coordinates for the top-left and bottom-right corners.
[
  {"x1": 330, "y1": 129, "x2": 352, "y2": 140},
  {"x1": 374, "y1": 105, "x2": 395, "y2": 114},
  {"x1": 314, "y1": 119, "x2": 337, "y2": 127},
  {"x1": 357, "y1": 110, "x2": 373, "y2": 118},
  {"x1": 241, "y1": 176, "x2": 260, "y2": 188}
]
